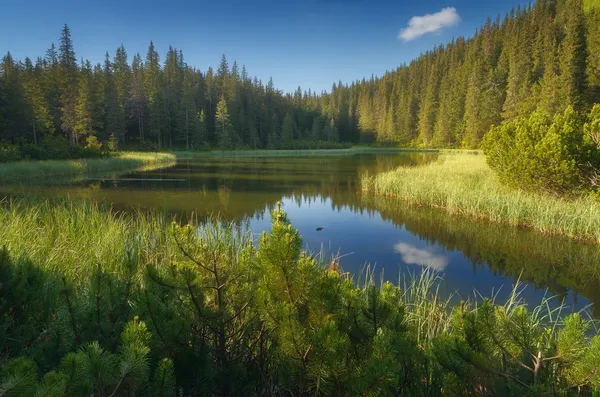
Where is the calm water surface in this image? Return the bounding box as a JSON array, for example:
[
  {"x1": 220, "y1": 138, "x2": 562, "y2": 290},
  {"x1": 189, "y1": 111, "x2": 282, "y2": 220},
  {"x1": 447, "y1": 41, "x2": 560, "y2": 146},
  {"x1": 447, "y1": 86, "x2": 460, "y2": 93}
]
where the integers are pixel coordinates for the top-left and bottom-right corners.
[{"x1": 3, "y1": 153, "x2": 599, "y2": 315}]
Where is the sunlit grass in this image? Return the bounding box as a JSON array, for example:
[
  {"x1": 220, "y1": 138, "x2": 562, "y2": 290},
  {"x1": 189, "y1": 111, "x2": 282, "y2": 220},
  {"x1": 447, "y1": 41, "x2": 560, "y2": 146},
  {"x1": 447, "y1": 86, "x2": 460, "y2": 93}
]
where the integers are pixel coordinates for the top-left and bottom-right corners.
[
  {"x1": 362, "y1": 153, "x2": 600, "y2": 243},
  {"x1": 0, "y1": 152, "x2": 176, "y2": 182}
]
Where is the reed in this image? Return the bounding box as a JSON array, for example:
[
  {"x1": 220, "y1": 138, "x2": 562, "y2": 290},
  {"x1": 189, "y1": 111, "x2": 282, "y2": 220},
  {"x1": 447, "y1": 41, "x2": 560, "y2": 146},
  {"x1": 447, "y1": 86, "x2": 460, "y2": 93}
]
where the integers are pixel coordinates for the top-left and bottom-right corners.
[
  {"x1": 0, "y1": 152, "x2": 176, "y2": 182},
  {"x1": 362, "y1": 153, "x2": 600, "y2": 243}
]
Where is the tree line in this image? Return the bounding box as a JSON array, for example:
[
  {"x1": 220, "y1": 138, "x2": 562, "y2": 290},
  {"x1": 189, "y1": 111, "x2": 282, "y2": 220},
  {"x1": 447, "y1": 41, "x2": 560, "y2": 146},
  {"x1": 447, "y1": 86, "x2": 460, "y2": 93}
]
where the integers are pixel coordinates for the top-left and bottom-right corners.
[
  {"x1": 0, "y1": 27, "x2": 348, "y2": 151},
  {"x1": 0, "y1": 0, "x2": 599, "y2": 152}
]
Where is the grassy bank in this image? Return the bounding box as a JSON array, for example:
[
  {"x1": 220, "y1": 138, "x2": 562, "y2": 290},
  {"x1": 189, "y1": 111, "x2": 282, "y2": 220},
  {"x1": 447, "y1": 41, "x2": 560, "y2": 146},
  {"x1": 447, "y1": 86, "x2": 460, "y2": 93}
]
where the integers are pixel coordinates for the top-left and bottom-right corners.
[
  {"x1": 362, "y1": 153, "x2": 600, "y2": 243},
  {"x1": 0, "y1": 198, "x2": 599, "y2": 396},
  {"x1": 0, "y1": 152, "x2": 176, "y2": 182}
]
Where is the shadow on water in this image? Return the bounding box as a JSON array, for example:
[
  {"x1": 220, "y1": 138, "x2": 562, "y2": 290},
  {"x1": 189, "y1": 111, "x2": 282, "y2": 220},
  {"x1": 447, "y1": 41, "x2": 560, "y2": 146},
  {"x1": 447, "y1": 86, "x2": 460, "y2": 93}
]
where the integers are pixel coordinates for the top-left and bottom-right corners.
[{"x1": 1, "y1": 152, "x2": 599, "y2": 316}]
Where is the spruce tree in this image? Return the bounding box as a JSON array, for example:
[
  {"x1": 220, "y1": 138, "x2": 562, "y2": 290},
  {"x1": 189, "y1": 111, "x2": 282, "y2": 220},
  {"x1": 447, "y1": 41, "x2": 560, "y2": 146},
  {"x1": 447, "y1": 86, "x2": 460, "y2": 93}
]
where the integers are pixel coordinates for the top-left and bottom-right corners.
[
  {"x1": 58, "y1": 24, "x2": 77, "y2": 145},
  {"x1": 74, "y1": 61, "x2": 93, "y2": 144},
  {"x1": 281, "y1": 112, "x2": 294, "y2": 148},
  {"x1": 559, "y1": 0, "x2": 588, "y2": 110},
  {"x1": 215, "y1": 96, "x2": 232, "y2": 149}
]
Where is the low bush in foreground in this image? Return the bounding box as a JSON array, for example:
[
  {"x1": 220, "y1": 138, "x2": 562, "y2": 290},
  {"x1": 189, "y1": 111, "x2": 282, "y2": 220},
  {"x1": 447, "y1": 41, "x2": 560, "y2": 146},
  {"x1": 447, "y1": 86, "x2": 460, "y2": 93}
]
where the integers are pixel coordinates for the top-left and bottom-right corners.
[
  {"x1": 362, "y1": 153, "x2": 600, "y2": 243},
  {"x1": 0, "y1": 199, "x2": 599, "y2": 396}
]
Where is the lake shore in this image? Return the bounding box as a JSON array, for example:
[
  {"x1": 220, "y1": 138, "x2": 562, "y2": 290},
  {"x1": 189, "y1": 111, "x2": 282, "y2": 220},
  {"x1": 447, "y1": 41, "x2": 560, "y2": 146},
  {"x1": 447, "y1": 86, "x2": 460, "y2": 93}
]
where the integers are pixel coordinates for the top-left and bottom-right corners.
[
  {"x1": 0, "y1": 152, "x2": 176, "y2": 182},
  {"x1": 0, "y1": 147, "x2": 436, "y2": 182},
  {"x1": 362, "y1": 152, "x2": 600, "y2": 243}
]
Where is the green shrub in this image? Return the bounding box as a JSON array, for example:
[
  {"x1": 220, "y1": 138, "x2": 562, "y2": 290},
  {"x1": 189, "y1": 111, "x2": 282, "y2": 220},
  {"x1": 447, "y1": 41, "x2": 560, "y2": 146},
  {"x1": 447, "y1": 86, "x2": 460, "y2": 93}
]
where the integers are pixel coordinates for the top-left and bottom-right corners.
[
  {"x1": 84, "y1": 135, "x2": 102, "y2": 150},
  {"x1": 483, "y1": 106, "x2": 600, "y2": 196},
  {"x1": 18, "y1": 135, "x2": 106, "y2": 161},
  {"x1": 0, "y1": 144, "x2": 21, "y2": 163}
]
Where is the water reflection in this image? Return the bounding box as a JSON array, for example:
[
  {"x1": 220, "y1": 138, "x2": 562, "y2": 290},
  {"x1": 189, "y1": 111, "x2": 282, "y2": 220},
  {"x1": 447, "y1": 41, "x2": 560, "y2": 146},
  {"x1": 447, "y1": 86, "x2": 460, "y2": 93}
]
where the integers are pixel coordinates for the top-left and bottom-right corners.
[
  {"x1": 1, "y1": 152, "x2": 598, "y2": 316},
  {"x1": 393, "y1": 243, "x2": 449, "y2": 271}
]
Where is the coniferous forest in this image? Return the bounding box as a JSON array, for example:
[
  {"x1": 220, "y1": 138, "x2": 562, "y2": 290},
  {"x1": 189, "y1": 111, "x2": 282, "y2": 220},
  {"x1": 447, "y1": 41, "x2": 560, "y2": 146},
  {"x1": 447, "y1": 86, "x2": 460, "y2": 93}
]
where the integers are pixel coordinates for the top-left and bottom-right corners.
[
  {"x1": 0, "y1": 0, "x2": 599, "y2": 152},
  {"x1": 3, "y1": 0, "x2": 600, "y2": 395}
]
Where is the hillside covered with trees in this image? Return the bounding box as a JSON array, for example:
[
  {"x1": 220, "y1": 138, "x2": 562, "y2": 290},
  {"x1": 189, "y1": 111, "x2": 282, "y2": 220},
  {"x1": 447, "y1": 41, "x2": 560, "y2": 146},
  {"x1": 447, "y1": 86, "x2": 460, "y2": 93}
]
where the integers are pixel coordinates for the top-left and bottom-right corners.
[{"x1": 0, "y1": 0, "x2": 599, "y2": 151}]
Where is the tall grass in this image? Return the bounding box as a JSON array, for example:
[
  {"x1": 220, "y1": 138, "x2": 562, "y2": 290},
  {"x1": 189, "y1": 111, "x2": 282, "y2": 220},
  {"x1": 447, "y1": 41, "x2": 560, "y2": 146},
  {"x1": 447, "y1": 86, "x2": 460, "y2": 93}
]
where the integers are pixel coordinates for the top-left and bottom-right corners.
[
  {"x1": 362, "y1": 153, "x2": 600, "y2": 243},
  {"x1": 0, "y1": 199, "x2": 170, "y2": 280},
  {"x1": 0, "y1": 152, "x2": 176, "y2": 182}
]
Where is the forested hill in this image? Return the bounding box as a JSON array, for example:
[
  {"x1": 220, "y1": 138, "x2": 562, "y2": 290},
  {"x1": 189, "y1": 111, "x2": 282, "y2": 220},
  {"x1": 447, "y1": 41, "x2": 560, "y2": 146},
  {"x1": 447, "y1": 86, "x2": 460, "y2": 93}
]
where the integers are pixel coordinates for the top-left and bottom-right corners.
[
  {"x1": 0, "y1": 0, "x2": 599, "y2": 150},
  {"x1": 323, "y1": 0, "x2": 600, "y2": 148}
]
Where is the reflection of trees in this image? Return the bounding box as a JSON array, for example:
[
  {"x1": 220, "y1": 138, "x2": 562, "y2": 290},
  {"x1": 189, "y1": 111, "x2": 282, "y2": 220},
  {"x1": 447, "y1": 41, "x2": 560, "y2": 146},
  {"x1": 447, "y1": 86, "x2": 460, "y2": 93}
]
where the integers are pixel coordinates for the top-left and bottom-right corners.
[
  {"x1": 356, "y1": 195, "x2": 600, "y2": 316},
  {"x1": 4, "y1": 152, "x2": 598, "y2": 315}
]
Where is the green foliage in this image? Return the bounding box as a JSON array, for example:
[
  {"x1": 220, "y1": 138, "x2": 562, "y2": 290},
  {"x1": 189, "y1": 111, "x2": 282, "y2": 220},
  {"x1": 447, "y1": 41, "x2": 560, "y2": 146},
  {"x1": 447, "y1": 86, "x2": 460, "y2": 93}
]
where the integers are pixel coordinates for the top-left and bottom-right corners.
[
  {"x1": 0, "y1": 143, "x2": 20, "y2": 163},
  {"x1": 85, "y1": 135, "x2": 102, "y2": 150},
  {"x1": 3, "y1": 0, "x2": 598, "y2": 153},
  {"x1": 215, "y1": 96, "x2": 233, "y2": 149},
  {"x1": 483, "y1": 106, "x2": 600, "y2": 195},
  {"x1": 107, "y1": 132, "x2": 118, "y2": 152},
  {"x1": 1, "y1": 198, "x2": 599, "y2": 395}
]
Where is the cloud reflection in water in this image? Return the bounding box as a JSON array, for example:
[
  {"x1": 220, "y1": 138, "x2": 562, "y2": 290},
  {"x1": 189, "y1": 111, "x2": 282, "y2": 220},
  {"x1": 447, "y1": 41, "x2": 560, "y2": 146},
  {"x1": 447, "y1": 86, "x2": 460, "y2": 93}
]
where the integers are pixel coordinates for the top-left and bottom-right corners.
[{"x1": 393, "y1": 243, "x2": 449, "y2": 271}]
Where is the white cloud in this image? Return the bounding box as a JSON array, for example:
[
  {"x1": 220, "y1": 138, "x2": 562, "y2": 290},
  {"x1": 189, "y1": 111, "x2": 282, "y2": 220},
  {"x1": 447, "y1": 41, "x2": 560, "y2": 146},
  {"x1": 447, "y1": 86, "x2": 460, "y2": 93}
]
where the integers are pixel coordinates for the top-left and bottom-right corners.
[
  {"x1": 399, "y1": 7, "x2": 461, "y2": 41},
  {"x1": 393, "y1": 243, "x2": 449, "y2": 271}
]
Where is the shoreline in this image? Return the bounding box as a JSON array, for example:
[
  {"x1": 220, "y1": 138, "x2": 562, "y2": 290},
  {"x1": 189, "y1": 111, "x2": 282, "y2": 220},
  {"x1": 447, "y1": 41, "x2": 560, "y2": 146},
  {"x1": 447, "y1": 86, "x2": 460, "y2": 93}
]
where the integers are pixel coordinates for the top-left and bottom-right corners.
[
  {"x1": 0, "y1": 152, "x2": 177, "y2": 182},
  {"x1": 361, "y1": 153, "x2": 600, "y2": 244}
]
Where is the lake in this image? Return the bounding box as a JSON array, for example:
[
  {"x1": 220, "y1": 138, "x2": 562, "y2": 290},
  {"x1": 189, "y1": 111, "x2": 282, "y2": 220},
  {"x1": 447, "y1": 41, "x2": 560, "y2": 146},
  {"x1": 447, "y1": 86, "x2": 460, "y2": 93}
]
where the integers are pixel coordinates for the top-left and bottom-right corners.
[{"x1": 3, "y1": 152, "x2": 599, "y2": 316}]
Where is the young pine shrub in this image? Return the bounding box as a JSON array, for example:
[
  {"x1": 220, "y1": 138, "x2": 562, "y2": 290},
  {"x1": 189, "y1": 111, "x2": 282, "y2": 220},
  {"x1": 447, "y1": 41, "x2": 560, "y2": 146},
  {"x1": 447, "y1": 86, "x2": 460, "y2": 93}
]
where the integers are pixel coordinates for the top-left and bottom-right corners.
[
  {"x1": 483, "y1": 106, "x2": 600, "y2": 197},
  {"x1": 0, "y1": 318, "x2": 163, "y2": 397}
]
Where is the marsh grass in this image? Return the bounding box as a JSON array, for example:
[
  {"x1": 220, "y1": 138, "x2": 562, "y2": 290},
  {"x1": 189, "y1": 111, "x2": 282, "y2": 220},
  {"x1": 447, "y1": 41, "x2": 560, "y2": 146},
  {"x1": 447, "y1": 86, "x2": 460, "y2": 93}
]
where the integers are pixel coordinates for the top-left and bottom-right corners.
[
  {"x1": 0, "y1": 198, "x2": 168, "y2": 281},
  {"x1": 0, "y1": 152, "x2": 176, "y2": 182},
  {"x1": 362, "y1": 153, "x2": 600, "y2": 243}
]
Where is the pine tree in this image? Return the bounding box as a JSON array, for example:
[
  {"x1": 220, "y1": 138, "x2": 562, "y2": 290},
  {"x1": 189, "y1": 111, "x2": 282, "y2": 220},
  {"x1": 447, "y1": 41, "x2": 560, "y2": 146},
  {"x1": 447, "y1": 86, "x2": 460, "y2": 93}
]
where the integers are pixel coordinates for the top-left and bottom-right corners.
[
  {"x1": 112, "y1": 45, "x2": 129, "y2": 143},
  {"x1": 269, "y1": 113, "x2": 280, "y2": 149},
  {"x1": 418, "y1": 64, "x2": 440, "y2": 147},
  {"x1": 559, "y1": 0, "x2": 588, "y2": 110},
  {"x1": 58, "y1": 24, "x2": 77, "y2": 144},
  {"x1": 586, "y1": 8, "x2": 600, "y2": 104},
  {"x1": 192, "y1": 109, "x2": 207, "y2": 148},
  {"x1": 311, "y1": 116, "x2": 321, "y2": 141},
  {"x1": 21, "y1": 58, "x2": 54, "y2": 142},
  {"x1": 103, "y1": 53, "x2": 120, "y2": 144},
  {"x1": 74, "y1": 61, "x2": 93, "y2": 144},
  {"x1": 131, "y1": 53, "x2": 146, "y2": 144},
  {"x1": 215, "y1": 96, "x2": 232, "y2": 149},
  {"x1": 281, "y1": 112, "x2": 294, "y2": 148}
]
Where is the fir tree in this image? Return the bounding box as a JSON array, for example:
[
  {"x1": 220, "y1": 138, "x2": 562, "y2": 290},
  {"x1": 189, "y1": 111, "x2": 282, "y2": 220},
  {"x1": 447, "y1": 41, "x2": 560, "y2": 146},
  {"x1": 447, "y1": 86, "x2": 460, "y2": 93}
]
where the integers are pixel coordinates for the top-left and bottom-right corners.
[
  {"x1": 215, "y1": 96, "x2": 232, "y2": 149},
  {"x1": 58, "y1": 24, "x2": 77, "y2": 145}
]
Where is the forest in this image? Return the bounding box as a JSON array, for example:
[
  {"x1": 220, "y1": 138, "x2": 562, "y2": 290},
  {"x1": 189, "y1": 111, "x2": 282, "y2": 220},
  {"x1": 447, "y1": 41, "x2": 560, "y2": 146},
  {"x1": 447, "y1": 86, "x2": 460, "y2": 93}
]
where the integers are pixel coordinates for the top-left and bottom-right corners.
[{"x1": 0, "y1": 0, "x2": 599, "y2": 152}]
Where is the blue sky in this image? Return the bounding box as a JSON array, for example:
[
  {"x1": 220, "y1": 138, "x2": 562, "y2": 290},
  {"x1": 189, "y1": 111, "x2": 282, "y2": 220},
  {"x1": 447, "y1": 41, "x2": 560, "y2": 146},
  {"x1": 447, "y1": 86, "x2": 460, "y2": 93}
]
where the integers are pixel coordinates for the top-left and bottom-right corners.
[{"x1": 1, "y1": 0, "x2": 527, "y2": 93}]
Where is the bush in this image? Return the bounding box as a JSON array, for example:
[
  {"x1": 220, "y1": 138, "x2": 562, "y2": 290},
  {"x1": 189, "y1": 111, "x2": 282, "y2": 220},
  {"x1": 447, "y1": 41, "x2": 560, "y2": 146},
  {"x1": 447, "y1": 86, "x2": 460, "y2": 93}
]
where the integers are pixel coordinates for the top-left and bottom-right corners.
[
  {"x1": 85, "y1": 135, "x2": 102, "y2": 150},
  {"x1": 0, "y1": 144, "x2": 21, "y2": 163},
  {"x1": 18, "y1": 135, "x2": 106, "y2": 161},
  {"x1": 483, "y1": 106, "x2": 600, "y2": 196}
]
